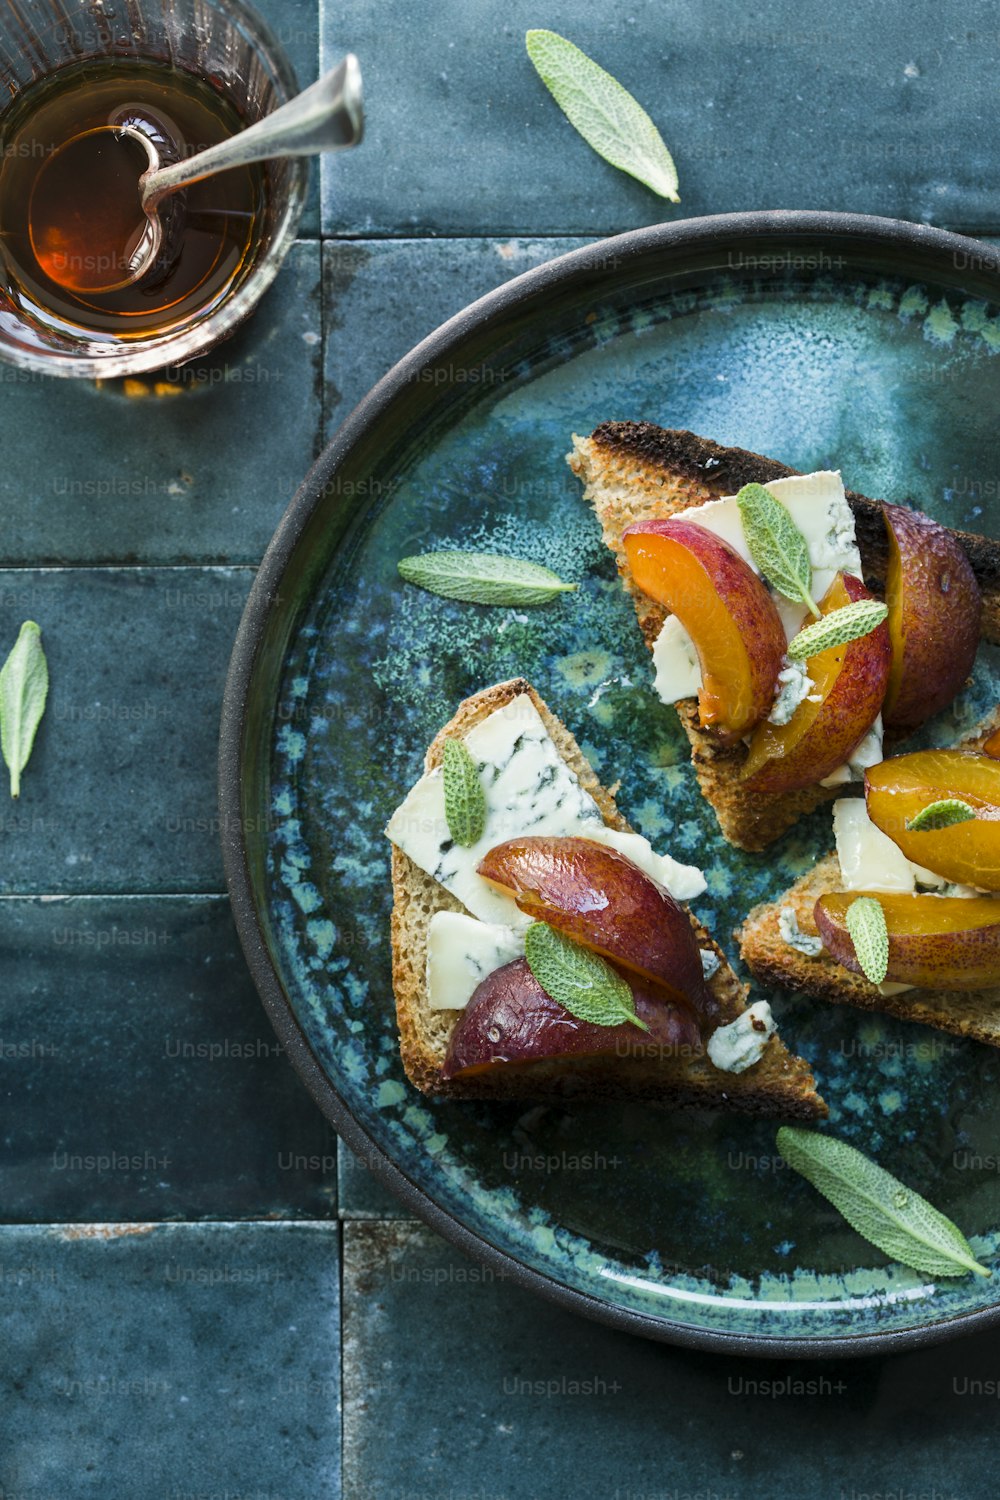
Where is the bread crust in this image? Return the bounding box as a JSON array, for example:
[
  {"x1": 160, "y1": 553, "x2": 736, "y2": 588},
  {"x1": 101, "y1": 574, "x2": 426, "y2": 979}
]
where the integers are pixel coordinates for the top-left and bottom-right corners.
[
  {"x1": 389, "y1": 678, "x2": 825, "y2": 1116},
  {"x1": 568, "y1": 422, "x2": 1000, "y2": 850},
  {"x1": 738, "y1": 709, "x2": 1000, "y2": 1046},
  {"x1": 583, "y1": 421, "x2": 1000, "y2": 637}
]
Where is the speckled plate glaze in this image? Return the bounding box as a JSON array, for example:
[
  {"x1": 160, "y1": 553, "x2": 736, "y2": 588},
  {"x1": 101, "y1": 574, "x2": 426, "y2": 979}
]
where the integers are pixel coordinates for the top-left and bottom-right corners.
[{"x1": 221, "y1": 213, "x2": 1000, "y2": 1355}]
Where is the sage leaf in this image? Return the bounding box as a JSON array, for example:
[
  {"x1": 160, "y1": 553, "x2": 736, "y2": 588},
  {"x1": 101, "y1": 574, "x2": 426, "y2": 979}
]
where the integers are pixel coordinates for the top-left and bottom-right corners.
[
  {"x1": 525, "y1": 29, "x2": 680, "y2": 202},
  {"x1": 442, "y1": 738, "x2": 486, "y2": 847},
  {"x1": 736, "y1": 483, "x2": 821, "y2": 617},
  {"x1": 846, "y1": 896, "x2": 889, "y2": 985},
  {"x1": 0, "y1": 621, "x2": 49, "y2": 799},
  {"x1": 398, "y1": 550, "x2": 578, "y2": 607},
  {"x1": 786, "y1": 599, "x2": 889, "y2": 661},
  {"x1": 905, "y1": 798, "x2": 977, "y2": 832},
  {"x1": 777, "y1": 1127, "x2": 990, "y2": 1279},
  {"x1": 525, "y1": 921, "x2": 648, "y2": 1030}
]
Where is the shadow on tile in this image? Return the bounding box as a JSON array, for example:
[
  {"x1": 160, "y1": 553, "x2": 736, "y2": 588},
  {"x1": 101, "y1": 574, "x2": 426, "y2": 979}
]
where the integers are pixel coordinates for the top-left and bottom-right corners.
[
  {"x1": 0, "y1": 243, "x2": 322, "y2": 567},
  {"x1": 342, "y1": 1220, "x2": 998, "y2": 1500}
]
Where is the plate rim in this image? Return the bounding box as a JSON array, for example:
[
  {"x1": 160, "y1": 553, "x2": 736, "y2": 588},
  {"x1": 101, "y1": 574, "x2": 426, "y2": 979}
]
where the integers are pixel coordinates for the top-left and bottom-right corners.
[{"x1": 219, "y1": 209, "x2": 1000, "y2": 1358}]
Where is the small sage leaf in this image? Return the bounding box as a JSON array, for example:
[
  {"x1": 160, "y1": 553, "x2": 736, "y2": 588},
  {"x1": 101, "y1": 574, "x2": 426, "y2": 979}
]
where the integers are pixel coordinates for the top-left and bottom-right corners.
[
  {"x1": 525, "y1": 29, "x2": 680, "y2": 202},
  {"x1": 524, "y1": 921, "x2": 648, "y2": 1030},
  {"x1": 0, "y1": 621, "x2": 49, "y2": 799},
  {"x1": 846, "y1": 895, "x2": 889, "y2": 985},
  {"x1": 441, "y1": 738, "x2": 486, "y2": 847},
  {"x1": 398, "y1": 550, "x2": 578, "y2": 607},
  {"x1": 786, "y1": 599, "x2": 889, "y2": 661},
  {"x1": 905, "y1": 799, "x2": 977, "y2": 832},
  {"x1": 777, "y1": 1127, "x2": 990, "y2": 1279},
  {"x1": 736, "y1": 483, "x2": 821, "y2": 618}
]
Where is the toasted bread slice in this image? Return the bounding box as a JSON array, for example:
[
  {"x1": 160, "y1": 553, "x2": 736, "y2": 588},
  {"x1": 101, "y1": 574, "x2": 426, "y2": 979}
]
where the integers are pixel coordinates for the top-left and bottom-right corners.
[
  {"x1": 389, "y1": 677, "x2": 826, "y2": 1117},
  {"x1": 739, "y1": 708, "x2": 1000, "y2": 1047},
  {"x1": 568, "y1": 422, "x2": 1000, "y2": 852}
]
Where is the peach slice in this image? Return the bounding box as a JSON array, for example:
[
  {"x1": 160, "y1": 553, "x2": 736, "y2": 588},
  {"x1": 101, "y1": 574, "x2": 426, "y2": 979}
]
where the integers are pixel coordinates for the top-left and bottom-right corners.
[
  {"x1": 865, "y1": 750, "x2": 1000, "y2": 890},
  {"x1": 442, "y1": 958, "x2": 701, "y2": 1079},
  {"x1": 477, "y1": 835, "x2": 716, "y2": 1021},
  {"x1": 815, "y1": 891, "x2": 1000, "y2": 990},
  {"x1": 882, "y1": 503, "x2": 981, "y2": 732},
  {"x1": 622, "y1": 518, "x2": 786, "y2": 738},
  {"x1": 740, "y1": 573, "x2": 891, "y2": 794}
]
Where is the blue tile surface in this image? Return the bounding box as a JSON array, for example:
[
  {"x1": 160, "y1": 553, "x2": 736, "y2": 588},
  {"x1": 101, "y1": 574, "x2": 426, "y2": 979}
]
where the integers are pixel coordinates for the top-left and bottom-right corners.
[
  {"x1": 3, "y1": 2, "x2": 1000, "y2": 1494},
  {"x1": 0, "y1": 243, "x2": 323, "y2": 567},
  {"x1": 255, "y1": 0, "x2": 322, "y2": 235},
  {"x1": 0, "y1": 896, "x2": 338, "y2": 1221},
  {"x1": 0, "y1": 568, "x2": 251, "y2": 894},
  {"x1": 337, "y1": 1140, "x2": 412, "y2": 1221},
  {"x1": 321, "y1": 0, "x2": 1000, "y2": 237},
  {"x1": 323, "y1": 236, "x2": 588, "y2": 434},
  {"x1": 2, "y1": 1221, "x2": 341, "y2": 1499},
  {"x1": 342, "y1": 1222, "x2": 1000, "y2": 1500}
]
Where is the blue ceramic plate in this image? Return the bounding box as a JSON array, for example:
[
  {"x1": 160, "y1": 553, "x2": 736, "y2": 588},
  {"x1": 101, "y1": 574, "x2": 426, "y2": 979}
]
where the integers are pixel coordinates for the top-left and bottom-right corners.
[{"x1": 221, "y1": 212, "x2": 1000, "y2": 1355}]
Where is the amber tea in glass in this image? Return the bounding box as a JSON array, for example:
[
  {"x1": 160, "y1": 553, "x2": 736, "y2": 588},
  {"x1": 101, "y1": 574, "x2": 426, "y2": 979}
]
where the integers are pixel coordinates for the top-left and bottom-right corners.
[{"x1": 0, "y1": 58, "x2": 267, "y2": 343}]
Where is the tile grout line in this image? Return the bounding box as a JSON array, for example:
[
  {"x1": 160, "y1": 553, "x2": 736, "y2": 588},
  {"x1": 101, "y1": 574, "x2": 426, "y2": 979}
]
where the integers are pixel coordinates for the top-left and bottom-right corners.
[
  {"x1": 313, "y1": 226, "x2": 1000, "y2": 242},
  {"x1": 0, "y1": 1218, "x2": 342, "y2": 1229},
  {"x1": 316, "y1": 230, "x2": 594, "y2": 242},
  {"x1": 0, "y1": 890, "x2": 231, "y2": 900},
  {"x1": 0, "y1": 562, "x2": 260, "y2": 574},
  {"x1": 338, "y1": 1218, "x2": 347, "y2": 1494},
  {"x1": 318, "y1": 227, "x2": 330, "y2": 453}
]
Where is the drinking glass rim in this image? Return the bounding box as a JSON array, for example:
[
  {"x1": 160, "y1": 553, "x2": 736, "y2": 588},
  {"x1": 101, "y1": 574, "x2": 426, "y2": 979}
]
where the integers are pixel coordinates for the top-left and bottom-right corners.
[{"x1": 0, "y1": 0, "x2": 309, "y2": 380}]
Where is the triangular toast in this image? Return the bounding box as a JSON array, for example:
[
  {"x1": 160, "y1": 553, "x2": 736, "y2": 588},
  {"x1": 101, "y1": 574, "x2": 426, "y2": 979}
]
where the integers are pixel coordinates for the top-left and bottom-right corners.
[
  {"x1": 388, "y1": 677, "x2": 826, "y2": 1118},
  {"x1": 569, "y1": 421, "x2": 1000, "y2": 852},
  {"x1": 739, "y1": 709, "x2": 1000, "y2": 1047}
]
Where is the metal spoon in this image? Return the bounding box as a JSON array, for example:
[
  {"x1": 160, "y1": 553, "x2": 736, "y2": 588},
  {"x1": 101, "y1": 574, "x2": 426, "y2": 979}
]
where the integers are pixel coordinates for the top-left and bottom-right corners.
[{"x1": 108, "y1": 54, "x2": 363, "y2": 287}]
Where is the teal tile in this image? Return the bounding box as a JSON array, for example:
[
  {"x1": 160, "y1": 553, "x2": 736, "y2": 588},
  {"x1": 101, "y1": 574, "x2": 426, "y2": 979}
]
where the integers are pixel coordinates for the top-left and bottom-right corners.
[
  {"x1": 337, "y1": 1140, "x2": 415, "y2": 1220},
  {"x1": 251, "y1": 0, "x2": 321, "y2": 235},
  {"x1": 2, "y1": 1221, "x2": 340, "y2": 1498},
  {"x1": 322, "y1": 0, "x2": 1000, "y2": 236},
  {"x1": 342, "y1": 1222, "x2": 999, "y2": 1500},
  {"x1": 323, "y1": 236, "x2": 588, "y2": 435},
  {"x1": 0, "y1": 568, "x2": 251, "y2": 893},
  {"x1": 0, "y1": 896, "x2": 338, "y2": 1221},
  {"x1": 0, "y1": 243, "x2": 322, "y2": 566}
]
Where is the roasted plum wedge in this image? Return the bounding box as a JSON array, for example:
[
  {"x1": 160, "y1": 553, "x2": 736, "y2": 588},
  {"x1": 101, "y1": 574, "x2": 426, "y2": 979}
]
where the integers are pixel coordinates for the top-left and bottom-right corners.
[
  {"x1": 881, "y1": 503, "x2": 981, "y2": 733},
  {"x1": 815, "y1": 890, "x2": 1000, "y2": 991},
  {"x1": 865, "y1": 750, "x2": 1000, "y2": 891},
  {"x1": 478, "y1": 834, "x2": 717, "y2": 1021},
  {"x1": 622, "y1": 517, "x2": 786, "y2": 739},
  {"x1": 442, "y1": 958, "x2": 701, "y2": 1079},
  {"x1": 741, "y1": 573, "x2": 891, "y2": 794}
]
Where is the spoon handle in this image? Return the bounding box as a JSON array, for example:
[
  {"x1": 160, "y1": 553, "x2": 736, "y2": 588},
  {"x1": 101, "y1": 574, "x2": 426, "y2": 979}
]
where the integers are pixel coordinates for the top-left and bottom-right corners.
[{"x1": 142, "y1": 55, "x2": 363, "y2": 208}]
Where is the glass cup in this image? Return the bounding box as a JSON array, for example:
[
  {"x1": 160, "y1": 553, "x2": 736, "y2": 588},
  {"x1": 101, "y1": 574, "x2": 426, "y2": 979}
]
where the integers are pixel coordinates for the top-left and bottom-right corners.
[{"x1": 0, "y1": 0, "x2": 310, "y2": 378}]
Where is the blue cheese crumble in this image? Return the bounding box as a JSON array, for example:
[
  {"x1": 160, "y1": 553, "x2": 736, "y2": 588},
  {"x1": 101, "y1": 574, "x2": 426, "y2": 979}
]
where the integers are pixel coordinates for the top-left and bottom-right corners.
[
  {"x1": 768, "y1": 658, "x2": 815, "y2": 726},
  {"x1": 700, "y1": 948, "x2": 721, "y2": 980},
  {"x1": 778, "y1": 906, "x2": 824, "y2": 957},
  {"x1": 707, "y1": 1002, "x2": 777, "y2": 1074}
]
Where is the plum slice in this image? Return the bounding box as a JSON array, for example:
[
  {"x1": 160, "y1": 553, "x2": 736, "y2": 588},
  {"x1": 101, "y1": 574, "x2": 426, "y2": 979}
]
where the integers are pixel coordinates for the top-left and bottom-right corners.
[
  {"x1": 442, "y1": 958, "x2": 701, "y2": 1079},
  {"x1": 741, "y1": 573, "x2": 891, "y2": 793},
  {"x1": 866, "y1": 749, "x2": 1000, "y2": 890},
  {"x1": 622, "y1": 517, "x2": 786, "y2": 738},
  {"x1": 815, "y1": 890, "x2": 1000, "y2": 990},
  {"x1": 882, "y1": 503, "x2": 981, "y2": 733},
  {"x1": 478, "y1": 835, "x2": 717, "y2": 1021}
]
